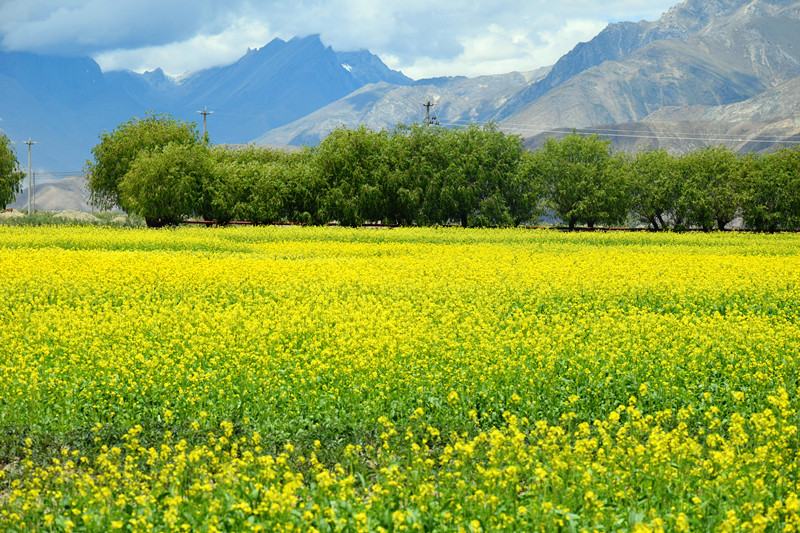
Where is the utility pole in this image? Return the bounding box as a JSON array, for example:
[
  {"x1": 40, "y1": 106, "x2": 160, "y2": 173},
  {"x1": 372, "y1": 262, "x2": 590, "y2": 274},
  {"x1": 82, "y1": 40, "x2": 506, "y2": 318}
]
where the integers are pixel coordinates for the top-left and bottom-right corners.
[
  {"x1": 422, "y1": 100, "x2": 439, "y2": 126},
  {"x1": 25, "y1": 138, "x2": 36, "y2": 215},
  {"x1": 197, "y1": 106, "x2": 213, "y2": 141}
]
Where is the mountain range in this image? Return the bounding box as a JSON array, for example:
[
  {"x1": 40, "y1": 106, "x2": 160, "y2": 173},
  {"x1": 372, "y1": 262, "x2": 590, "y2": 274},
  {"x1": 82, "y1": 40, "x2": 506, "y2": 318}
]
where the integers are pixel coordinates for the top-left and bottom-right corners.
[
  {"x1": 0, "y1": 35, "x2": 413, "y2": 173},
  {"x1": 2, "y1": 0, "x2": 800, "y2": 184}
]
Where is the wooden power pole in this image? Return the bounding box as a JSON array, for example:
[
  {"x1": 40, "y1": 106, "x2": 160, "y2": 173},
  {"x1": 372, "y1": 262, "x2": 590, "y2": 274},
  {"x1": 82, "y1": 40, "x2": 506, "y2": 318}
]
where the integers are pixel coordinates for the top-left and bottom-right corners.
[{"x1": 197, "y1": 106, "x2": 213, "y2": 141}]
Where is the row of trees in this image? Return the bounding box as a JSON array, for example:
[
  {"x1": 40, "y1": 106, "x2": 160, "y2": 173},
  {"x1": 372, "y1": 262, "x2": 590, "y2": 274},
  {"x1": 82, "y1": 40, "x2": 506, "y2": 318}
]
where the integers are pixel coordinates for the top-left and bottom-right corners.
[
  {"x1": 85, "y1": 115, "x2": 536, "y2": 228},
  {"x1": 85, "y1": 114, "x2": 800, "y2": 230}
]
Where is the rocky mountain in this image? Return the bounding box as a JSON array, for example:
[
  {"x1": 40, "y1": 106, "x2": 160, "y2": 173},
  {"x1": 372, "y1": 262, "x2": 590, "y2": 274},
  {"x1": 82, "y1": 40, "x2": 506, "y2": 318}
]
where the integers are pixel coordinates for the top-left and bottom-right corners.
[
  {"x1": 0, "y1": 35, "x2": 410, "y2": 172},
  {"x1": 254, "y1": 68, "x2": 550, "y2": 146},
  {"x1": 10, "y1": 175, "x2": 92, "y2": 212},
  {"x1": 171, "y1": 36, "x2": 412, "y2": 143},
  {"x1": 501, "y1": 0, "x2": 800, "y2": 134},
  {"x1": 257, "y1": 0, "x2": 800, "y2": 153},
  {"x1": 4, "y1": 0, "x2": 800, "y2": 183}
]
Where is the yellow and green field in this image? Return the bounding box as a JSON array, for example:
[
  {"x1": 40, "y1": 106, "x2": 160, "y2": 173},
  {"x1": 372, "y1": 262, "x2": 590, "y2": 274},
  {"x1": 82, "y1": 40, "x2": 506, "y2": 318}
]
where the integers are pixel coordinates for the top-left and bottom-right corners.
[{"x1": 1, "y1": 226, "x2": 798, "y2": 532}]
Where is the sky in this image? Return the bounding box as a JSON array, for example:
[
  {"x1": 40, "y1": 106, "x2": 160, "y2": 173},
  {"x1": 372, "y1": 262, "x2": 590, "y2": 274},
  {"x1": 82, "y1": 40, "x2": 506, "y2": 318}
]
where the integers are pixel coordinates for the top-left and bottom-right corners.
[{"x1": 0, "y1": 0, "x2": 678, "y2": 80}]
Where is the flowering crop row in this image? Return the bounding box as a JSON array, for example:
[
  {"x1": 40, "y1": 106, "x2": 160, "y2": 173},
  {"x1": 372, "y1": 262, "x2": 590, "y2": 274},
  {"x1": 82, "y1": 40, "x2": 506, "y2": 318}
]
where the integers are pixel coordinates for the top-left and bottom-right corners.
[{"x1": 0, "y1": 226, "x2": 798, "y2": 532}]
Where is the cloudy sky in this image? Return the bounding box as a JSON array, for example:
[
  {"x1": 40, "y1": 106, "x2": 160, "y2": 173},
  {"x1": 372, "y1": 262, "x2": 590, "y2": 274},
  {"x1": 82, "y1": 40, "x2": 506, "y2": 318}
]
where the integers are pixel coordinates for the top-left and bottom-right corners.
[{"x1": 0, "y1": 0, "x2": 678, "y2": 79}]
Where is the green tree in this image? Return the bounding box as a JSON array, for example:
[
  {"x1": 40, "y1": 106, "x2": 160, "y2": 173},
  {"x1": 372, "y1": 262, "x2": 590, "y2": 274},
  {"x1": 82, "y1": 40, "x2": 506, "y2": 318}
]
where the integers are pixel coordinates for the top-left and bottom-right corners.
[
  {"x1": 118, "y1": 142, "x2": 211, "y2": 227},
  {"x1": 413, "y1": 123, "x2": 528, "y2": 227},
  {"x1": 85, "y1": 113, "x2": 202, "y2": 211},
  {"x1": 507, "y1": 150, "x2": 546, "y2": 226},
  {"x1": 378, "y1": 124, "x2": 433, "y2": 225},
  {"x1": 538, "y1": 133, "x2": 628, "y2": 230},
  {"x1": 741, "y1": 146, "x2": 800, "y2": 231},
  {"x1": 204, "y1": 145, "x2": 299, "y2": 225},
  {"x1": 311, "y1": 126, "x2": 390, "y2": 226},
  {"x1": 393, "y1": 124, "x2": 451, "y2": 225},
  {"x1": 626, "y1": 147, "x2": 681, "y2": 230},
  {"x1": 677, "y1": 145, "x2": 743, "y2": 231},
  {"x1": 280, "y1": 150, "x2": 320, "y2": 224},
  {"x1": 447, "y1": 123, "x2": 526, "y2": 227},
  {"x1": 0, "y1": 133, "x2": 25, "y2": 210}
]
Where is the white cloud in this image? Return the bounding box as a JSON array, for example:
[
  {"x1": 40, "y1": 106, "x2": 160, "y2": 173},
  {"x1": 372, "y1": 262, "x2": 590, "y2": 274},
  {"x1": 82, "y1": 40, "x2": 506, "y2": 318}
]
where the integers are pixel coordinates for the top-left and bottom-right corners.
[
  {"x1": 94, "y1": 18, "x2": 274, "y2": 76},
  {"x1": 0, "y1": 0, "x2": 678, "y2": 79},
  {"x1": 537, "y1": 18, "x2": 612, "y2": 64}
]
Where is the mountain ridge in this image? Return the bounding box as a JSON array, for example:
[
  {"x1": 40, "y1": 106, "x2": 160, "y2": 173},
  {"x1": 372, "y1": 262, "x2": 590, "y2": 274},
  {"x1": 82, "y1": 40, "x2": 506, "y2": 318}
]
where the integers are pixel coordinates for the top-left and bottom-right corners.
[
  {"x1": 258, "y1": 0, "x2": 800, "y2": 154},
  {"x1": 3, "y1": 0, "x2": 800, "y2": 177},
  {"x1": 0, "y1": 34, "x2": 409, "y2": 171}
]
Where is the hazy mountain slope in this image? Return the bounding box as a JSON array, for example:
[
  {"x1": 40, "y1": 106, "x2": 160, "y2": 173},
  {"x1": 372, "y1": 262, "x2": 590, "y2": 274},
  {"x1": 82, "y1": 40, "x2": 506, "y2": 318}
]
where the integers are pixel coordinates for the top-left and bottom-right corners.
[
  {"x1": 0, "y1": 35, "x2": 409, "y2": 172},
  {"x1": 0, "y1": 51, "x2": 146, "y2": 171},
  {"x1": 647, "y1": 74, "x2": 800, "y2": 123},
  {"x1": 522, "y1": 74, "x2": 800, "y2": 154},
  {"x1": 176, "y1": 36, "x2": 370, "y2": 142},
  {"x1": 501, "y1": 0, "x2": 800, "y2": 135},
  {"x1": 10, "y1": 175, "x2": 91, "y2": 212},
  {"x1": 254, "y1": 68, "x2": 550, "y2": 145}
]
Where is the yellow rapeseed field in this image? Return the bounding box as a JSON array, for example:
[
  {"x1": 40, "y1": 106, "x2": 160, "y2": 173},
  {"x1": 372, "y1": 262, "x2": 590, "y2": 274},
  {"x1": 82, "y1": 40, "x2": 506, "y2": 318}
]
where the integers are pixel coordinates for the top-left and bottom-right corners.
[{"x1": 0, "y1": 225, "x2": 798, "y2": 532}]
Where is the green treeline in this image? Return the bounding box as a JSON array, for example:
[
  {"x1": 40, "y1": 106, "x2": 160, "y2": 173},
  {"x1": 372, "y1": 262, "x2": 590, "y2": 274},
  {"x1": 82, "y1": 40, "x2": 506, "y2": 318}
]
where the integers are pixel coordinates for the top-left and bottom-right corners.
[{"x1": 85, "y1": 113, "x2": 800, "y2": 230}]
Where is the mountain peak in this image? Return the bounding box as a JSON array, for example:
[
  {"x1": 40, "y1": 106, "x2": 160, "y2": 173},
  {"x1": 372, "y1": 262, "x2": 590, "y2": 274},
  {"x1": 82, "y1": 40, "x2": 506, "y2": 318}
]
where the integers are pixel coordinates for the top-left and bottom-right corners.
[
  {"x1": 0, "y1": 34, "x2": 411, "y2": 171},
  {"x1": 335, "y1": 49, "x2": 412, "y2": 86}
]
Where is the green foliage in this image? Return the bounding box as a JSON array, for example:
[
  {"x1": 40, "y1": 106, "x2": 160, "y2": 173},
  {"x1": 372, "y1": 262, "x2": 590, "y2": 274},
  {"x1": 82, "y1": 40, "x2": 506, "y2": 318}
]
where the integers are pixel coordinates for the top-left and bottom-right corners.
[
  {"x1": 0, "y1": 132, "x2": 25, "y2": 209},
  {"x1": 503, "y1": 150, "x2": 545, "y2": 226},
  {"x1": 537, "y1": 133, "x2": 629, "y2": 229},
  {"x1": 84, "y1": 113, "x2": 202, "y2": 211},
  {"x1": 389, "y1": 123, "x2": 448, "y2": 225},
  {"x1": 84, "y1": 114, "x2": 800, "y2": 231},
  {"x1": 118, "y1": 143, "x2": 211, "y2": 227},
  {"x1": 626, "y1": 147, "x2": 681, "y2": 230},
  {"x1": 203, "y1": 146, "x2": 319, "y2": 225},
  {"x1": 438, "y1": 123, "x2": 527, "y2": 227},
  {"x1": 304, "y1": 123, "x2": 530, "y2": 227},
  {"x1": 741, "y1": 146, "x2": 800, "y2": 232},
  {"x1": 311, "y1": 126, "x2": 392, "y2": 226},
  {"x1": 677, "y1": 145, "x2": 743, "y2": 231}
]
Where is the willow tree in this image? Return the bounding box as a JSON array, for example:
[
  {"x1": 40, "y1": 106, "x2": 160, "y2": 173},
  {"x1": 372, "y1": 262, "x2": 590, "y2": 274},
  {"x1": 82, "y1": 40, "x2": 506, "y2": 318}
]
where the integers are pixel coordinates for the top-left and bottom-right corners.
[
  {"x1": 537, "y1": 133, "x2": 628, "y2": 230},
  {"x1": 85, "y1": 113, "x2": 202, "y2": 211}
]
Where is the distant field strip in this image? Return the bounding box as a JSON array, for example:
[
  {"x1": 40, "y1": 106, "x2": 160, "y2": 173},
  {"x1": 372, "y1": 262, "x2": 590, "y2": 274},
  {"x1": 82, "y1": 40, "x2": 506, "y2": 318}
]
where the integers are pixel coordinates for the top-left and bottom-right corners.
[{"x1": 1, "y1": 226, "x2": 799, "y2": 532}]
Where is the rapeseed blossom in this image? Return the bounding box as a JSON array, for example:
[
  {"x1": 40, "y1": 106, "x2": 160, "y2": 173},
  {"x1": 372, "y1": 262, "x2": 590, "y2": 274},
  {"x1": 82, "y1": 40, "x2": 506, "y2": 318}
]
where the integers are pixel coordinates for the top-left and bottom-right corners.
[{"x1": 0, "y1": 226, "x2": 799, "y2": 531}]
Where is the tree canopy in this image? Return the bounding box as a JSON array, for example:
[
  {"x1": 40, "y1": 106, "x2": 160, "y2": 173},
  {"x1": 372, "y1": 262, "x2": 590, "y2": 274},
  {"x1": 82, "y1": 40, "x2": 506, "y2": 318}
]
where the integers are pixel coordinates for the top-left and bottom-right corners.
[
  {"x1": 83, "y1": 113, "x2": 800, "y2": 231},
  {"x1": 535, "y1": 134, "x2": 628, "y2": 230},
  {"x1": 0, "y1": 133, "x2": 25, "y2": 210},
  {"x1": 84, "y1": 113, "x2": 202, "y2": 211},
  {"x1": 118, "y1": 142, "x2": 212, "y2": 227}
]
